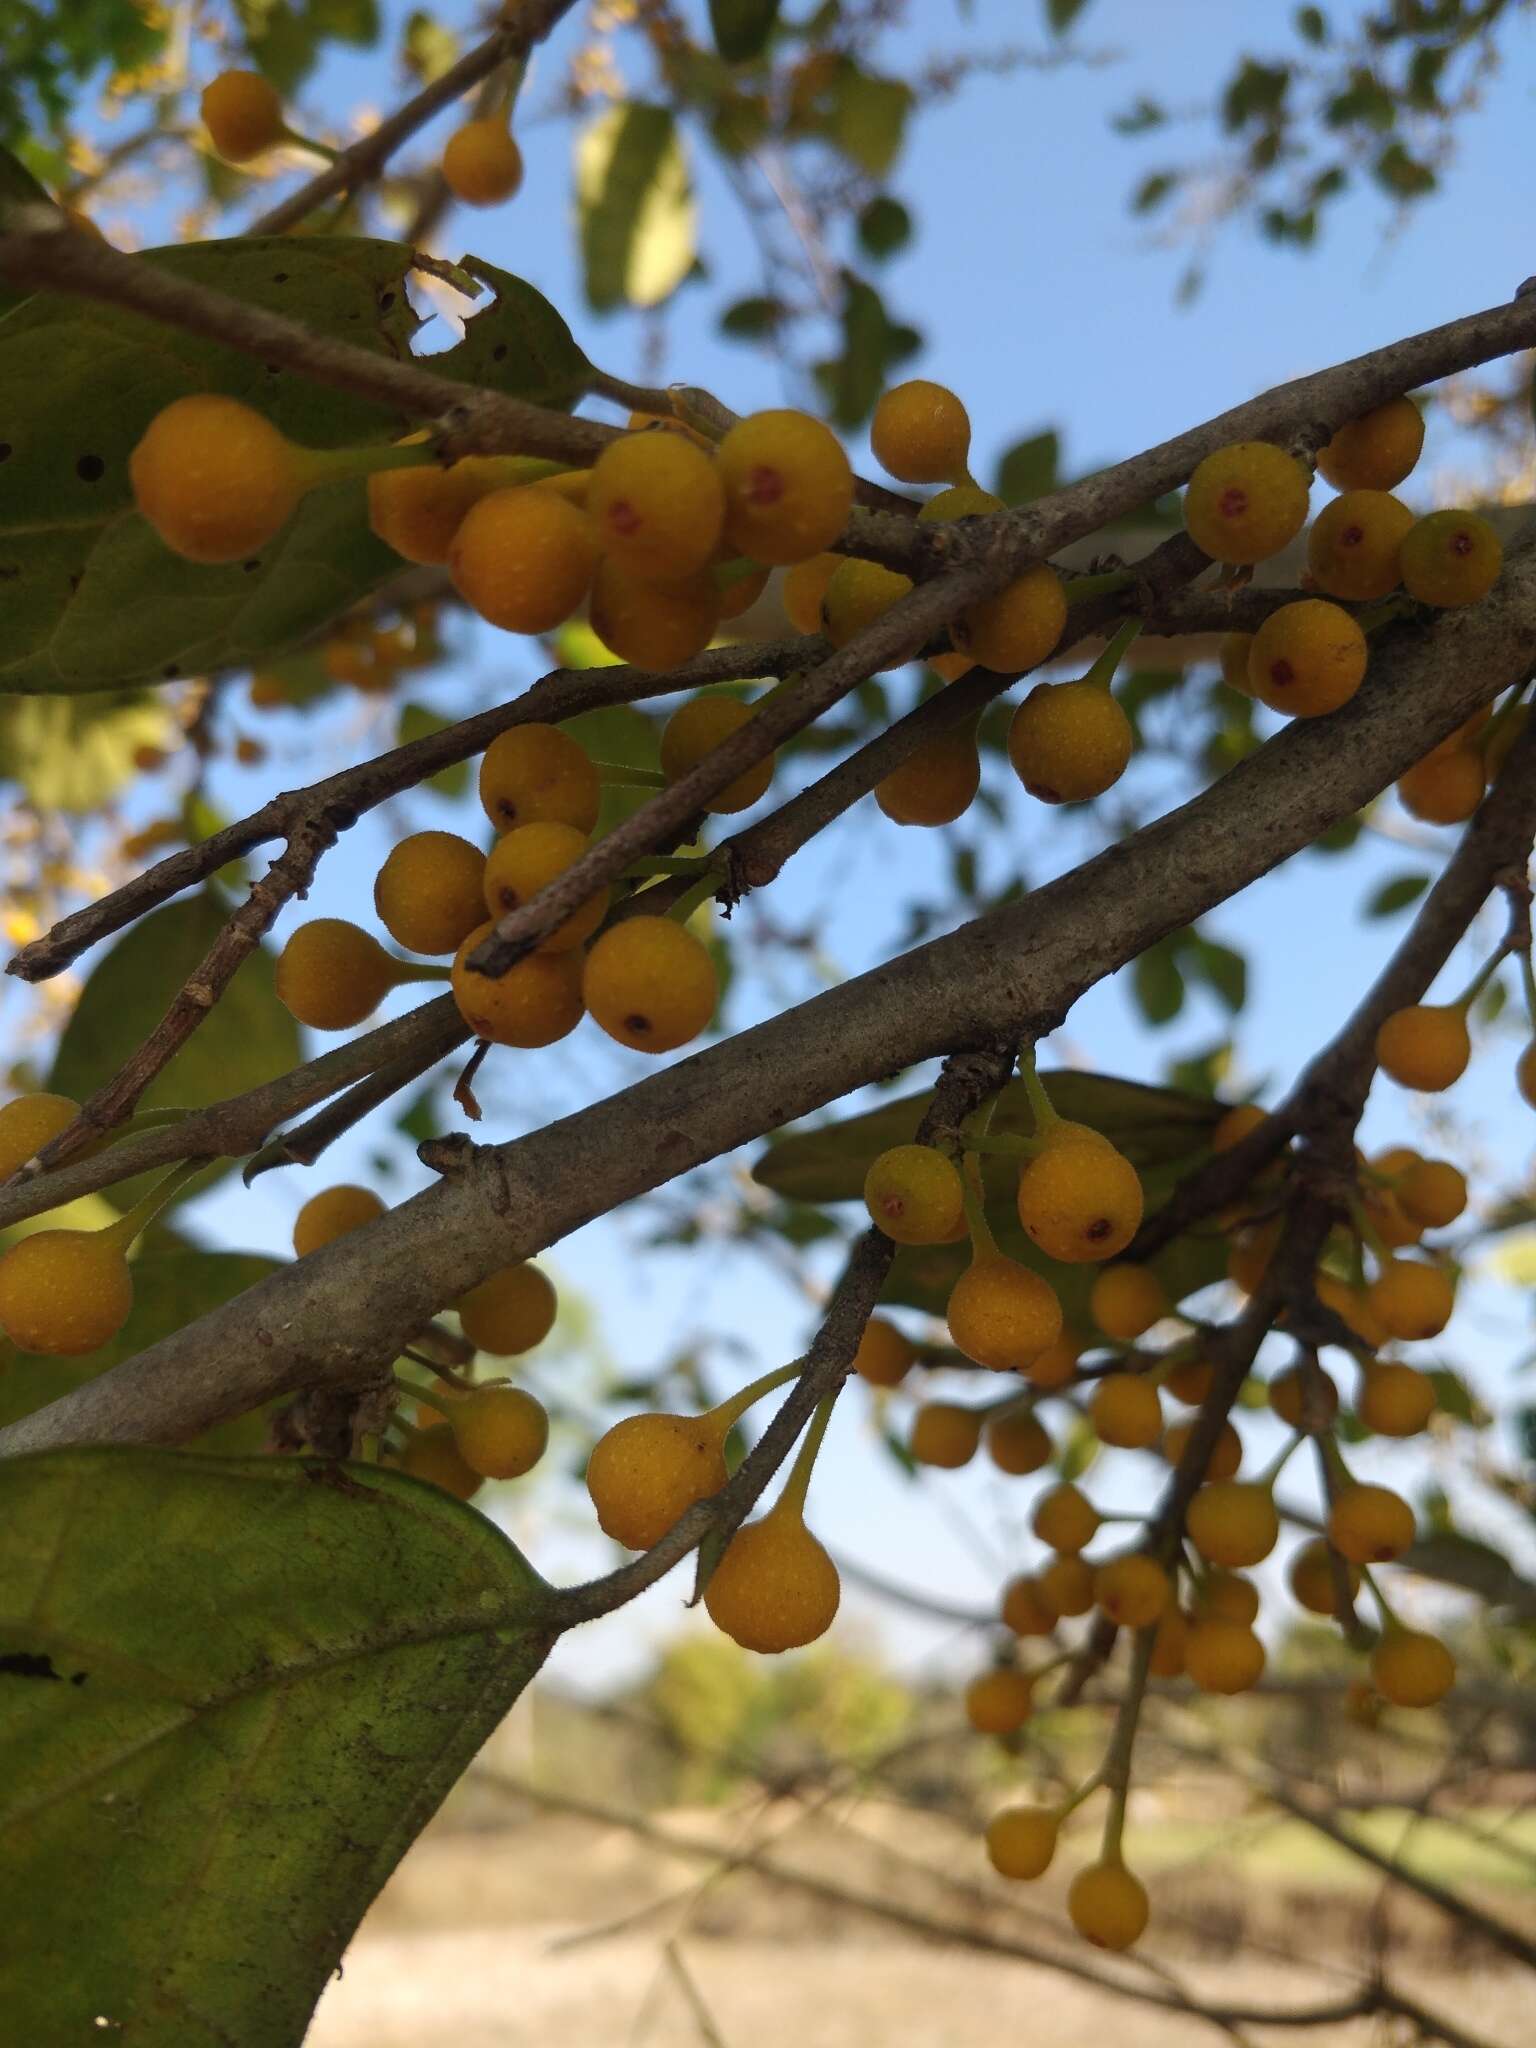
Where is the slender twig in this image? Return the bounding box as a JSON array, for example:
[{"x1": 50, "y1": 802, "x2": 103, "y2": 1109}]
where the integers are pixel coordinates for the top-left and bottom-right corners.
[
  {"x1": 1132, "y1": 704, "x2": 1536, "y2": 1258},
  {"x1": 478, "y1": 1773, "x2": 1387, "y2": 2037},
  {"x1": 724, "y1": 534, "x2": 1209, "y2": 897},
  {"x1": 7, "y1": 639, "x2": 811, "y2": 1173},
  {"x1": 12, "y1": 639, "x2": 814, "y2": 985},
  {"x1": 0, "y1": 994, "x2": 465, "y2": 1233},
  {"x1": 546, "y1": 1049, "x2": 1012, "y2": 1630},
  {"x1": 1220, "y1": 1743, "x2": 1536, "y2": 1975},
  {"x1": 247, "y1": 4, "x2": 581, "y2": 237},
  {"x1": 6, "y1": 210, "x2": 1536, "y2": 579}
]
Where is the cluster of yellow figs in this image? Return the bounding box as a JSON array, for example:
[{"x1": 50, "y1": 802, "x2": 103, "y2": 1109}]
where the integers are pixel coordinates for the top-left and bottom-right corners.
[
  {"x1": 271, "y1": 716, "x2": 732, "y2": 1055},
  {"x1": 125, "y1": 358, "x2": 1510, "y2": 862},
  {"x1": 292, "y1": 1183, "x2": 557, "y2": 1497},
  {"x1": 843, "y1": 1081, "x2": 1473, "y2": 1950},
  {"x1": 1203, "y1": 397, "x2": 1502, "y2": 723}
]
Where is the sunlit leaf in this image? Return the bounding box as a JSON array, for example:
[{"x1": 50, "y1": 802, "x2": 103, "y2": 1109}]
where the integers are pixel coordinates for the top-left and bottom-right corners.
[
  {"x1": 0, "y1": 689, "x2": 175, "y2": 810},
  {"x1": 576, "y1": 104, "x2": 698, "y2": 313}
]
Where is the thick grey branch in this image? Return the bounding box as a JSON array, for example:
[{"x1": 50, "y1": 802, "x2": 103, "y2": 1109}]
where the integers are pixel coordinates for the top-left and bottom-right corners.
[{"x1": 6, "y1": 539, "x2": 1535, "y2": 1457}]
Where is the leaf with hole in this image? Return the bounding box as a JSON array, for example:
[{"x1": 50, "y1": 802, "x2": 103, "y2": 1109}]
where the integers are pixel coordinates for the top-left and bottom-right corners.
[
  {"x1": 0, "y1": 1447, "x2": 553, "y2": 2046},
  {"x1": 0, "y1": 237, "x2": 586, "y2": 694}
]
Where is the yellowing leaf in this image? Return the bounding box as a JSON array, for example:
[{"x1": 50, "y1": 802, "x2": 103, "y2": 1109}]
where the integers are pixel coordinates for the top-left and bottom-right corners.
[
  {"x1": 0, "y1": 1448, "x2": 552, "y2": 2044},
  {"x1": 577, "y1": 104, "x2": 698, "y2": 312}
]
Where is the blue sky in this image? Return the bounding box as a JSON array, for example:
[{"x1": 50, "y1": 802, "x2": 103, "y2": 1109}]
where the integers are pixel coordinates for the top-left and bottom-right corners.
[{"x1": 34, "y1": 1, "x2": 1536, "y2": 1688}]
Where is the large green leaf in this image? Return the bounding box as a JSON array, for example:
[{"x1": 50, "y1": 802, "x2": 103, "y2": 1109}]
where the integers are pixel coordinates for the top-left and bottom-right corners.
[
  {"x1": 576, "y1": 104, "x2": 698, "y2": 313},
  {"x1": 48, "y1": 892, "x2": 301, "y2": 1207},
  {"x1": 0, "y1": 1252, "x2": 281, "y2": 1450},
  {"x1": 0, "y1": 1447, "x2": 554, "y2": 2046},
  {"x1": 0, "y1": 237, "x2": 588, "y2": 693}
]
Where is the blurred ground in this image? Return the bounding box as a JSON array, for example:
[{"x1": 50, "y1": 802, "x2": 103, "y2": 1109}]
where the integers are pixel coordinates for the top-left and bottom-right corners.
[{"x1": 309, "y1": 1789, "x2": 1536, "y2": 2048}]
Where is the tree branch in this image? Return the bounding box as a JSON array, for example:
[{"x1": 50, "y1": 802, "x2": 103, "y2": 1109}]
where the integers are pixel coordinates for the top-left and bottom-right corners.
[
  {"x1": 3, "y1": 212, "x2": 1535, "y2": 590},
  {"x1": 546, "y1": 1047, "x2": 1011, "y2": 1629},
  {"x1": 1132, "y1": 703, "x2": 1536, "y2": 1258},
  {"x1": 5, "y1": 638, "x2": 812, "y2": 1175},
  {"x1": 724, "y1": 534, "x2": 1209, "y2": 897},
  {"x1": 0, "y1": 996, "x2": 468, "y2": 1234},
  {"x1": 6, "y1": 540, "x2": 1534, "y2": 1457},
  {"x1": 477, "y1": 1774, "x2": 1386, "y2": 2038},
  {"x1": 247, "y1": 5, "x2": 580, "y2": 239}
]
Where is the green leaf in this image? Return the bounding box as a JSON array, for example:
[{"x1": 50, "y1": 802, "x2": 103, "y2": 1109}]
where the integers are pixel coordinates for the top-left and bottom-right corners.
[
  {"x1": 1366, "y1": 871, "x2": 1430, "y2": 917},
  {"x1": 1134, "y1": 941, "x2": 1186, "y2": 1026},
  {"x1": 719, "y1": 293, "x2": 787, "y2": 339},
  {"x1": 234, "y1": 0, "x2": 381, "y2": 94},
  {"x1": 856, "y1": 194, "x2": 912, "y2": 260},
  {"x1": 0, "y1": 237, "x2": 585, "y2": 694},
  {"x1": 48, "y1": 892, "x2": 300, "y2": 1208},
  {"x1": 442, "y1": 256, "x2": 590, "y2": 412},
  {"x1": 1476, "y1": 974, "x2": 1508, "y2": 1027},
  {"x1": 0, "y1": 10, "x2": 166, "y2": 150},
  {"x1": 709, "y1": 0, "x2": 780, "y2": 62},
  {"x1": 0, "y1": 1252, "x2": 282, "y2": 1450},
  {"x1": 576, "y1": 104, "x2": 698, "y2": 313},
  {"x1": 0, "y1": 146, "x2": 58, "y2": 317},
  {"x1": 1112, "y1": 97, "x2": 1165, "y2": 136},
  {"x1": 995, "y1": 430, "x2": 1059, "y2": 505},
  {"x1": 812, "y1": 275, "x2": 921, "y2": 428},
  {"x1": 0, "y1": 1446, "x2": 552, "y2": 2045},
  {"x1": 1403, "y1": 1529, "x2": 1536, "y2": 1613},
  {"x1": 1185, "y1": 936, "x2": 1246, "y2": 1014},
  {"x1": 1373, "y1": 142, "x2": 1436, "y2": 199},
  {"x1": 1045, "y1": 0, "x2": 1092, "y2": 31},
  {"x1": 0, "y1": 688, "x2": 175, "y2": 810},
  {"x1": 396, "y1": 702, "x2": 469, "y2": 797},
  {"x1": 1426, "y1": 1367, "x2": 1487, "y2": 1428},
  {"x1": 561, "y1": 702, "x2": 663, "y2": 834},
  {"x1": 830, "y1": 70, "x2": 912, "y2": 178},
  {"x1": 1295, "y1": 6, "x2": 1328, "y2": 44},
  {"x1": 1132, "y1": 170, "x2": 1178, "y2": 214},
  {"x1": 402, "y1": 8, "x2": 459, "y2": 82},
  {"x1": 1054, "y1": 1414, "x2": 1100, "y2": 1481},
  {"x1": 1222, "y1": 59, "x2": 1291, "y2": 132}
]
